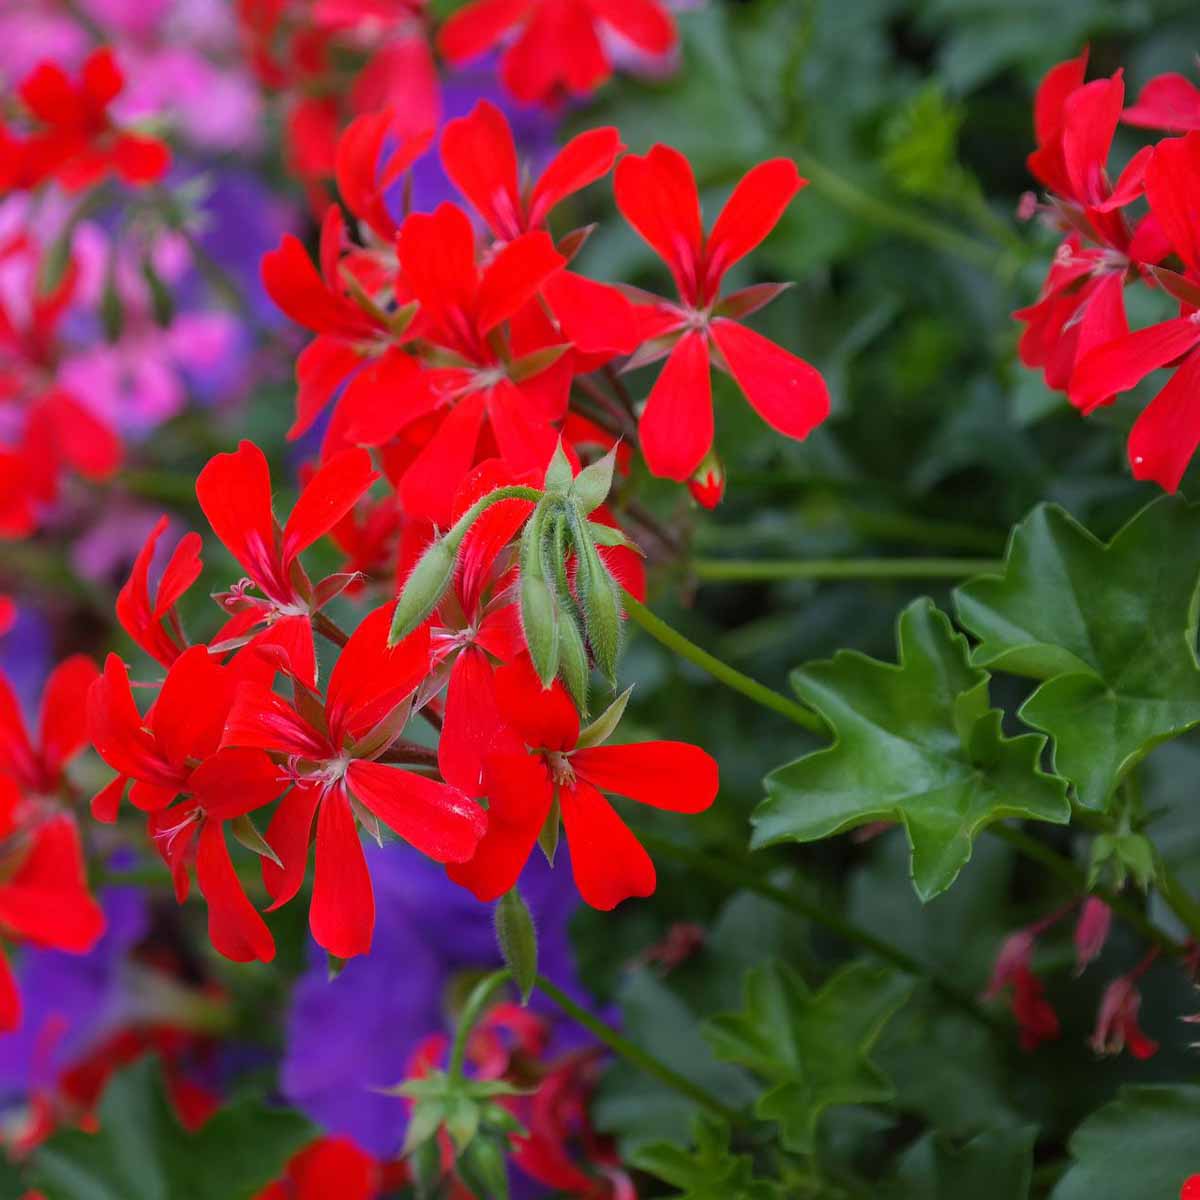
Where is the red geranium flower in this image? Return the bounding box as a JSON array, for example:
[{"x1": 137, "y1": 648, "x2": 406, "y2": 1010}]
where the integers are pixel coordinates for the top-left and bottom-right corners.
[
  {"x1": 257, "y1": 1136, "x2": 382, "y2": 1200},
  {"x1": 438, "y1": 0, "x2": 676, "y2": 106},
  {"x1": 116, "y1": 517, "x2": 203, "y2": 668},
  {"x1": 222, "y1": 603, "x2": 486, "y2": 958},
  {"x1": 613, "y1": 146, "x2": 829, "y2": 481},
  {"x1": 17, "y1": 48, "x2": 170, "y2": 191},
  {"x1": 196, "y1": 439, "x2": 378, "y2": 688},
  {"x1": 450, "y1": 655, "x2": 718, "y2": 909}
]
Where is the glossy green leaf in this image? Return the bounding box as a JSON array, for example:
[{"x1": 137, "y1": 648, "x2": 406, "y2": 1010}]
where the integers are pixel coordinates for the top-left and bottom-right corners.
[
  {"x1": 955, "y1": 497, "x2": 1200, "y2": 809},
  {"x1": 28, "y1": 1060, "x2": 314, "y2": 1200},
  {"x1": 1051, "y1": 1085, "x2": 1200, "y2": 1200},
  {"x1": 704, "y1": 960, "x2": 913, "y2": 1153},
  {"x1": 632, "y1": 1114, "x2": 783, "y2": 1200},
  {"x1": 753, "y1": 599, "x2": 1069, "y2": 899}
]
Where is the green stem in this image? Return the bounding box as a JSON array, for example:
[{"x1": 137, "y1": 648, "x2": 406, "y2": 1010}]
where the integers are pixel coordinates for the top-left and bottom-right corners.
[
  {"x1": 790, "y1": 148, "x2": 1001, "y2": 272},
  {"x1": 1155, "y1": 863, "x2": 1200, "y2": 946},
  {"x1": 449, "y1": 969, "x2": 512, "y2": 1082},
  {"x1": 534, "y1": 974, "x2": 745, "y2": 1125},
  {"x1": 989, "y1": 825, "x2": 1186, "y2": 956},
  {"x1": 640, "y1": 834, "x2": 1003, "y2": 1033},
  {"x1": 621, "y1": 592, "x2": 824, "y2": 733},
  {"x1": 690, "y1": 557, "x2": 1000, "y2": 583}
]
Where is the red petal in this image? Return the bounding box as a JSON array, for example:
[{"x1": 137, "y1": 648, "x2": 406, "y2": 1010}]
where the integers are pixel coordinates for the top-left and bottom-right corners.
[
  {"x1": 396, "y1": 203, "x2": 477, "y2": 326},
  {"x1": 528, "y1": 127, "x2": 624, "y2": 229},
  {"x1": 638, "y1": 330, "x2": 713, "y2": 481},
  {"x1": 196, "y1": 822, "x2": 275, "y2": 963},
  {"x1": 291, "y1": 337, "x2": 362, "y2": 440},
  {"x1": 196, "y1": 441, "x2": 279, "y2": 589},
  {"x1": 337, "y1": 350, "x2": 434, "y2": 446},
  {"x1": 90, "y1": 774, "x2": 127, "y2": 824},
  {"x1": 493, "y1": 656, "x2": 579, "y2": 751},
  {"x1": 346, "y1": 760, "x2": 485, "y2": 863},
  {"x1": 82, "y1": 47, "x2": 123, "y2": 105},
  {"x1": 704, "y1": 159, "x2": 803, "y2": 298},
  {"x1": 1145, "y1": 131, "x2": 1200, "y2": 274},
  {"x1": 560, "y1": 780, "x2": 655, "y2": 910},
  {"x1": 189, "y1": 748, "x2": 283, "y2": 820},
  {"x1": 710, "y1": 319, "x2": 829, "y2": 442},
  {"x1": 245, "y1": 615, "x2": 318, "y2": 693},
  {"x1": 223, "y1": 683, "x2": 331, "y2": 759},
  {"x1": 589, "y1": 0, "x2": 675, "y2": 52},
  {"x1": 112, "y1": 133, "x2": 170, "y2": 185},
  {"x1": 1062, "y1": 74, "x2": 1124, "y2": 206},
  {"x1": 1124, "y1": 73, "x2": 1200, "y2": 132},
  {"x1": 572, "y1": 741, "x2": 718, "y2": 812},
  {"x1": 446, "y1": 750, "x2": 552, "y2": 901},
  {"x1": 1070, "y1": 317, "x2": 1200, "y2": 409},
  {"x1": 614, "y1": 145, "x2": 703, "y2": 302},
  {"x1": 38, "y1": 654, "x2": 99, "y2": 778},
  {"x1": 440, "y1": 100, "x2": 523, "y2": 239},
  {"x1": 437, "y1": 0, "x2": 530, "y2": 63},
  {"x1": 263, "y1": 782, "x2": 321, "y2": 910},
  {"x1": 326, "y1": 604, "x2": 431, "y2": 744},
  {"x1": 150, "y1": 645, "x2": 232, "y2": 766},
  {"x1": 1128, "y1": 346, "x2": 1200, "y2": 492},
  {"x1": 1034, "y1": 49, "x2": 1089, "y2": 145},
  {"x1": 0, "y1": 674, "x2": 34, "y2": 782},
  {"x1": 399, "y1": 392, "x2": 487, "y2": 527},
  {"x1": 310, "y1": 788, "x2": 374, "y2": 958},
  {"x1": 87, "y1": 654, "x2": 173, "y2": 784},
  {"x1": 439, "y1": 647, "x2": 506, "y2": 795},
  {"x1": 542, "y1": 271, "x2": 640, "y2": 355},
  {"x1": 39, "y1": 391, "x2": 121, "y2": 479},
  {"x1": 1067, "y1": 271, "x2": 1129, "y2": 412},
  {"x1": 0, "y1": 950, "x2": 18, "y2": 1033},
  {"x1": 261, "y1": 234, "x2": 362, "y2": 336},
  {"x1": 281, "y1": 447, "x2": 378, "y2": 570},
  {"x1": 477, "y1": 231, "x2": 564, "y2": 333}
]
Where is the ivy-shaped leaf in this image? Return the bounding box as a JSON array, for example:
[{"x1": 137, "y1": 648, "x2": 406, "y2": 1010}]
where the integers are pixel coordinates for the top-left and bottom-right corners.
[
  {"x1": 1051, "y1": 1085, "x2": 1200, "y2": 1200},
  {"x1": 29, "y1": 1059, "x2": 315, "y2": 1200},
  {"x1": 631, "y1": 1114, "x2": 783, "y2": 1200},
  {"x1": 753, "y1": 599, "x2": 1069, "y2": 900},
  {"x1": 887, "y1": 1128, "x2": 1036, "y2": 1199},
  {"x1": 955, "y1": 497, "x2": 1200, "y2": 810},
  {"x1": 704, "y1": 961, "x2": 913, "y2": 1154}
]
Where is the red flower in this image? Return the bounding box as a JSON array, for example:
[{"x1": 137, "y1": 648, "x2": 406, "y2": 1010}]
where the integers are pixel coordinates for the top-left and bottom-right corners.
[
  {"x1": 438, "y1": 0, "x2": 676, "y2": 106},
  {"x1": 1091, "y1": 974, "x2": 1159, "y2": 1059},
  {"x1": 116, "y1": 517, "x2": 203, "y2": 668},
  {"x1": 197, "y1": 440, "x2": 378, "y2": 688},
  {"x1": 0, "y1": 596, "x2": 13, "y2": 636},
  {"x1": 613, "y1": 146, "x2": 829, "y2": 480},
  {"x1": 390, "y1": 202, "x2": 567, "y2": 525},
  {"x1": 0, "y1": 792, "x2": 104, "y2": 1031},
  {"x1": 1182, "y1": 1174, "x2": 1200, "y2": 1200},
  {"x1": 223, "y1": 603, "x2": 486, "y2": 958},
  {"x1": 1124, "y1": 72, "x2": 1200, "y2": 133},
  {"x1": 257, "y1": 1136, "x2": 381, "y2": 1200},
  {"x1": 1070, "y1": 131, "x2": 1200, "y2": 490},
  {"x1": 982, "y1": 928, "x2": 1060, "y2": 1051},
  {"x1": 450, "y1": 655, "x2": 718, "y2": 910},
  {"x1": 17, "y1": 49, "x2": 170, "y2": 191}
]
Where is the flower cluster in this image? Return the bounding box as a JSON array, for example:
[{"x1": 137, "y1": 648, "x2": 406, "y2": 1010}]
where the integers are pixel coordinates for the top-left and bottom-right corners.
[{"x1": 1017, "y1": 50, "x2": 1200, "y2": 491}]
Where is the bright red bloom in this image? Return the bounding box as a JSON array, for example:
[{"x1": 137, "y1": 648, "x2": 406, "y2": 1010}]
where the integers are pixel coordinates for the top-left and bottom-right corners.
[
  {"x1": 0, "y1": 793, "x2": 104, "y2": 1031},
  {"x1": 1091, "y1": 974, "x2": 1159, "y2": 1059},
  {"x1": 438, "y1": 0, "x2": 675, "y2": 106},
  {"x1": 1182, "y1": 1175, "x2": 1200, "y2": 1200},
  {"x1": 1124, "y1": 72, "x2": 1200, "y2": 133},
  {"x1": 223, "y1": 603, "x2": 486, "y2": 958},
  {"x1": 450, "y1": 655, "x2": 718, "y2": 909},
  {"x1": 257, "y1": 1136, "x2": 382, "y2": 1200},
  {"x1": 197, "y1": 439, "x2": 378, "y2": 688},
  {"x1": 613, "y1": 146, "x2": 829, "y2": 480},
  {"x1": 116, "y1": 517, "x2": 203, "y2": 668},
  {"x1": 1071, "y1": 131, "x2": 1200, "y2": 490},
  {"x1": 16, "y1": 49, "x2": 170, "y2": 191}
]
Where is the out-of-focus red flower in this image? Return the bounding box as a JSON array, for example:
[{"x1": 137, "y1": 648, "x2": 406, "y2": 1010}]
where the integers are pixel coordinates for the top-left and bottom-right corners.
[
  {"x1": 438, "y1": 0, "x2": 676, "y2": 106},
  {"x1": 613, "y1": 146, "x2": 829, "y2": 481},
  {"x1": 1181, "y1": 1174, "x2": 1200, "y2": 1200},
  {"x1": 15, "y1": 49, "x2": 170, "y2": 192},
  {"x1": 257, "y1": 1135, "x2": 382, "y2": 1200},
  {"x1": 982, "y1": 928, "x2": 1061, "y2": 1051},
  {"x1": 222, "y1": 603, "x2": 485, "y2": 958},
  {"x1": 1124, "y1": 72, "x2": 1200, "y2": 133},
  {"x1": 450, "y1": 655, "x2": 717, "y2": 909},
  {"x1": 1073, "y1": 897, "x2": 1112, "y2": 974},
  {"x1": 1091, "y1": 974, "x2": 1159, "y2": 1059},
  {"x1": 116, "y1": 517, "x2": 203, "y2": 668}
]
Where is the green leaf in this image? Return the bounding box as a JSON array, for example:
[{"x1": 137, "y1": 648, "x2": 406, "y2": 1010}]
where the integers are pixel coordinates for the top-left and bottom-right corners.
[
  {"x1": 632, "y1": 1114, "x2": 782, "y2": 1200},
  {"x1": 704, "y1": 961, "x2": 913, "y2": 1154},
  {"x1": 954, "y1": 497, "x2": 1200, "y2": 809},
  {"x1": 29, "y1": 1060, "x2": 314, "y2": 1200},
  {"x1": 494, "y1": 888, "x2": 538, "y2": 1004},
  {"x1": 1051, "y1": 1085, "x2": 1200, "y2": 1200},
  {"x1": 753, "y1": 599, "x2": 1069, "y2": 899},
  {"x1": 887, "y1": 1128, "x2": 1036, "y2": 1200}
]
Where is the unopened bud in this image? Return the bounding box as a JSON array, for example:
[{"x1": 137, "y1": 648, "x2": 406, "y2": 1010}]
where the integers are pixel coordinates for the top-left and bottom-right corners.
[
  {"x1": 576, "y1": 535, "x2": 622, "y2": 685},
  {"x1": 389, "y1": 536, "x2": 456, "y2": 645},
  {"x1": 494, "y1": 888, "x2": 538, "y2": 1005},
  {"x1": 687, "y1": 450, "x2": 726, "y2": 509},
  {"x1": 519, "y1": 512, "x2": 560, "y2": 686},
  {"x1": 555, "y1": 605, "x2": 590, "y2": 715}
]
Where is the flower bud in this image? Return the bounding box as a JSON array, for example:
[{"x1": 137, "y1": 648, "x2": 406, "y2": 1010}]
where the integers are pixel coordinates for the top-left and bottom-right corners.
[
  {"x1": 555, "y1": 604, "x2": 591, "y2": 715},
  {"x1": 494, "y1": 888, "x2": 538, "y2": 1005},
  {"x1": 519, "y1": 511, "x2": 560, "y2": 687},
  {"x1": 576, "y1": 535, "x2": 622, "y2": 685},
  {"x1": 389, "y1": 535, "x2": 456, "y2": 645},
  {"x1": 687, "y1": 449, "x2": 726, "y2": 509}
]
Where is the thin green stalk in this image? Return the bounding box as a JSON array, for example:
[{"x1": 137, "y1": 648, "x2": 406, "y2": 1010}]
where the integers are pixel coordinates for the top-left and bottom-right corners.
[
  {"x1": 534, "y1": 974, "x2": 745, "y2": 1125},
  {"x1": 449, "y1": 969, "x2": 511, "y2": 1081},
  {"x1": 621, "y1": 592, "x2": 824, "y2": 733},
  {"x1": 640, "y1": 834, "x2": 1003, "y2": 1033},
  {"x1": 790, "y1": 148, "x2": 1001, "y2": 272},
  {"x1": 1155, "y1": 864, "x2": 1200, "y2": 947},
  {"x1": 989, "y1": 825, "x2": 1186, "y2": 956},
  {"x1": 690, "y1": 557, "x2": 1000, "y2": 583}
]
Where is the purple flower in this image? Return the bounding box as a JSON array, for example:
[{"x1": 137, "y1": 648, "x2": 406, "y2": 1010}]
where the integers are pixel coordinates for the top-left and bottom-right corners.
[{"x1": 280, "y1": 845, "x2": 593, "y2": 1158}]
